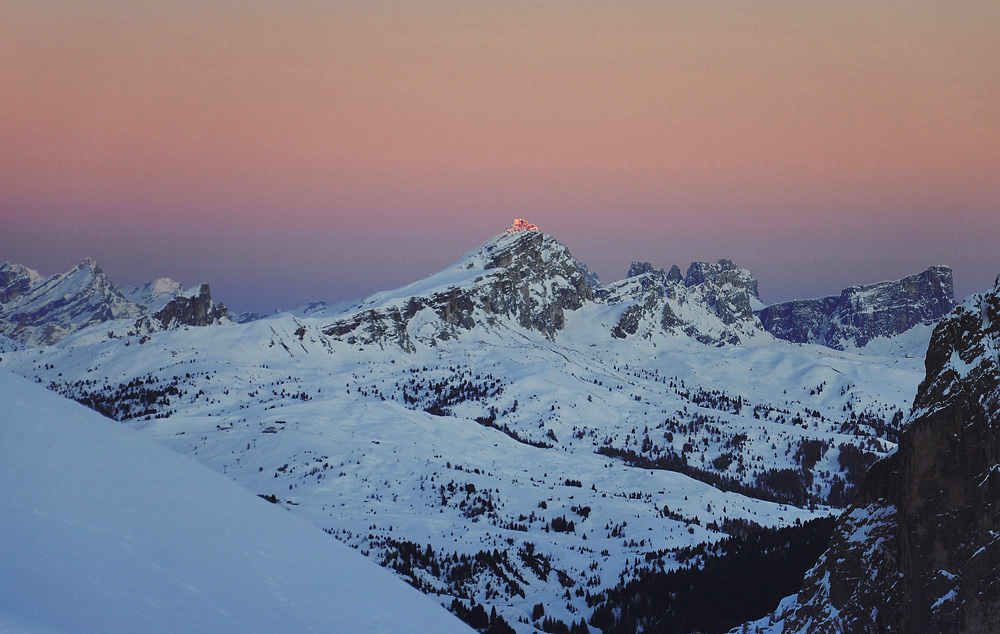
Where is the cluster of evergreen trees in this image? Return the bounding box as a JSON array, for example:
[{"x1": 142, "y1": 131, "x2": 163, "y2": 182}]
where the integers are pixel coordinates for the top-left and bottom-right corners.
[
  {"x1": 56, "y1": 374, "x2": 181, "y2": 421},
  {"x1": 588, "y1": 517, "x2": 837, "y2": 634}
]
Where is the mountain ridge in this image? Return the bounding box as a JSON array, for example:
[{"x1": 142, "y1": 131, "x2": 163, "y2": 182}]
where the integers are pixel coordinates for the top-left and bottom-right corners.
[
  {"x1": 758, "y1": 265, "x2": 955, "y2": 350},
  {"x1": 0, "y1": 258, "x2": 230, "y2": 345},
  {"x1": 3, "y1": 228, "x2": 957, "y2": 352}
]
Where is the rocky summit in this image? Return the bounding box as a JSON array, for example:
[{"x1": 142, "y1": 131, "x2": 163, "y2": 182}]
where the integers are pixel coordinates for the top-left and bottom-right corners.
[
  {"x1": 769, "y1": 273, "x2": 1000, "y2": 634},
  {"x1": 321, "y1": 227, "x2": 595, "y2": 348},
  {"x1": 758, "y1": 266, "x2": 955, "y2": 350}
]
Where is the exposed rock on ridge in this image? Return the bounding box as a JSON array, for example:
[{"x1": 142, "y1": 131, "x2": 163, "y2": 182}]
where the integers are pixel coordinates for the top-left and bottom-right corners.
[
  {"x1": 153, "y1": 284, "x2": 229, "y2": 328},
  {"x1": 601, "y1": 258, "x2": 764, "y2": 345},
  {"x1": 627, "y1": 261, "x2": 661, "y2": 278},
  {"x1": 773, "y1": 274, "x2": 1000, "y2": 634},
  {"x1": 758, "y1": 266, "x2": 955, "y2": 349}
]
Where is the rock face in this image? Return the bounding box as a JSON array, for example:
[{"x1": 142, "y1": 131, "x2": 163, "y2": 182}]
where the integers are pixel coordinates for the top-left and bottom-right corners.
[
  {"x1": 322, "y1": 229, "x2": 769, "y2": 352},
  {"x1": 758, "y1": 266, "x2": 955, "y2": 349},
  {"x1": 322, "y1": 229, "x2": 595, "y2": 349},
  {"x1": 627, "y1": 261, "x2": 661, "y2": 278},
  {"x1": 777, "y1": 274, "x2": 1000, "y2": 634},
  {"x1": 0, "y1": 259, "x2": 145, "y2": 346},
  {"x1": 682, "y1": 259, "x2": 762, "y2": 327},
  {"x1": 601, "y1": 258, "x2": 764, "y2": 345},
  {"x1": 152, "y1": 284, "x2": 229, "y2": 328}
]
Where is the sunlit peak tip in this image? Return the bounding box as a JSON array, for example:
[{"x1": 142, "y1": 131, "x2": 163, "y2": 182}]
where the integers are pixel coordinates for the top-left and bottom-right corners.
[{"x1": 506, "y1": 219, "x2": 539, "y2": 235}]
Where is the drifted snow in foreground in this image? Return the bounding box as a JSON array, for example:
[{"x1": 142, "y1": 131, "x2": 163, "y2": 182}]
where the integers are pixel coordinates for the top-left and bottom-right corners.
[{"x1": 0, "y1": 369, "x2": 472, "y2": 634}]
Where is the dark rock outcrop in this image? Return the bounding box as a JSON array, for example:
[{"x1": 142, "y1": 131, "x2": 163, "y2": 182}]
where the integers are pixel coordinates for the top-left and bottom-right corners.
[
  {"x1": 323, "y1": 306, "x2": 418, "y2": 352},
  {"x1": 775, "y1": 274, "x2": 1000, "y2": 634},
  {"x1": 152, "y1": 284, "x2": 229, "y2": 329},
  {"x1": 665, "y1": 264, "x2": 684, "y2": 283},
  {"x1": 758, "y1": 266, "x2": 955, "y2": 349},
  {"x1": 627, "y1": 261, "x2": 661, "y2": 278}
]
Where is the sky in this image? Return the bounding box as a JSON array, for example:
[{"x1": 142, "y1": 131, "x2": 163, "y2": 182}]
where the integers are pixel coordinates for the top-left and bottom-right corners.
[{"x1": 2, "y1": 1, "x2": 998, "y2": 313}]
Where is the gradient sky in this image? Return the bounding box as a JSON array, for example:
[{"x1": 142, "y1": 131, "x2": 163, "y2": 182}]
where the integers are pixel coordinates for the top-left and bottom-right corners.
[{"x1": 2, "y1": 1, "x2": 998, "y2": 313}]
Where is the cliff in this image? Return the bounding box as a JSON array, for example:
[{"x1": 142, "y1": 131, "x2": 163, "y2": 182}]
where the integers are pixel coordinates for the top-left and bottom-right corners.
[
  {"x1": 776, "y1": 273, "x2": 1000, "y2": 634},
  {"x1": 758, "y1": 266, "x2": 955, "y2": 349}
]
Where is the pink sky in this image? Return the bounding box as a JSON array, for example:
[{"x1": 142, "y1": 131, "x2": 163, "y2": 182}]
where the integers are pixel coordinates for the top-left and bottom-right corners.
[{"x1": 2, "y1": 1, "x2": 998, "y2": 312}]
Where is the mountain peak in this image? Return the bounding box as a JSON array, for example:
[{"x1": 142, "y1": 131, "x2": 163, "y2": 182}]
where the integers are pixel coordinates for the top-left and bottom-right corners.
[
  {"x1": 123, "y1": 277, "x2": 185, "y2": 313},
  {"x1": 505, "y1": 218, "x2": 539, "y2": 234},
  {"x1": 77, "y1": 256, "x2": 104, "y2": 276},
  {"x1": 0, "y1": 258, "x2": 144, "y2": 346},
  {"x1": 150, "y1": 277, "x2": 183, "y2": 295},
  {"x1": 323, "y1": 225, "x2": 594, "y2": 348},
  {"x1": 627, "y1": 261, "x2": 661, "y2": 278}
]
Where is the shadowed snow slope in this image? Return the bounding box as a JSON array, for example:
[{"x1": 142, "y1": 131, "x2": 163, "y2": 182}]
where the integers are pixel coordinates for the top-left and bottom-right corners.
[{"x1": 0, "y1": 369, "x2": 472, "y2": 634}]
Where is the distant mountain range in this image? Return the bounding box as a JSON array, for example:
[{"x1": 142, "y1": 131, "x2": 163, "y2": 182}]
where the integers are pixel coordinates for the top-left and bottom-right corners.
[
  {"x1": 2, "y1": 223, "x2": 991, "y2": 633},
  {"x1": 0, "y1": 259, "x2": 228, "y2": 346},
  {"x1": 759, "y1": 265, "x2": 955, "y2": 349},
  {"x1": 1, "y1": 226, "x2": 955, "y2": 350}
]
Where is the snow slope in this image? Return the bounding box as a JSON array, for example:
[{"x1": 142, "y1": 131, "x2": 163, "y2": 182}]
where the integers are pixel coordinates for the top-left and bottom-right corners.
[
  {"x1": 1, "y1": 306, "x2": 919, "y2": 629},
  {"x1": 122, "y1": 277, "x2": 185, "y2": 313},
  {"x1": 0, "y1": 369, "x2": 472, "y2": 634}
]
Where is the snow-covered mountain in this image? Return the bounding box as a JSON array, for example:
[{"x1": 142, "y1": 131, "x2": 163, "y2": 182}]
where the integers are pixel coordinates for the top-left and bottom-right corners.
[
  {"x1": 321, "y1": 227, "x2": 596, "y2": 350},
  {"x1": 0, "y1": 259, "x2": 229, "y2": 346},
  {"x1": 0, "y1": 224, "x2": 965, "y2": 632},
  {"x1": 0, "y1": 258, "x2": 145, "y2": 346},
  {"x1": 0, "y1": 368, "x2": 473, "y2": 634},
  {"x1": 598, "y1": 258, "x2": 765, "y2": 345}
]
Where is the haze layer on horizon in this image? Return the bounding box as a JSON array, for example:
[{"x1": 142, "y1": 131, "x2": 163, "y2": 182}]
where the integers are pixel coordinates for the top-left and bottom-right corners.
[{"x1": 2, "y1": 1, "x2": 998, "y2": 313}]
